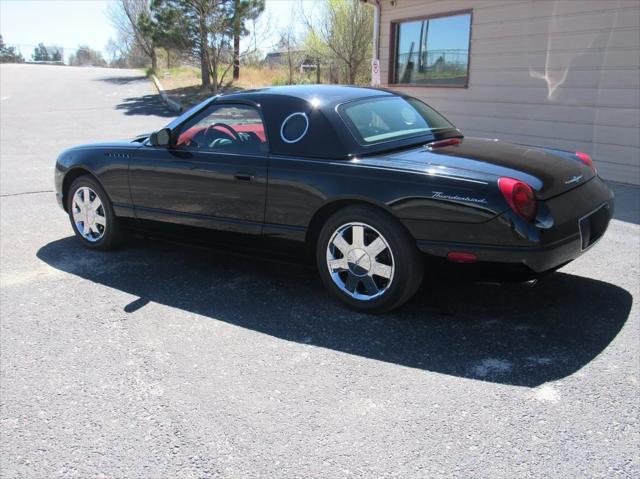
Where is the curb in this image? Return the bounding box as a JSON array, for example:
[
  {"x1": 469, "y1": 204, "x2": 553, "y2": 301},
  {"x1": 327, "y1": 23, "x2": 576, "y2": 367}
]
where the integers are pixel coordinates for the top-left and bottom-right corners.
[
  {"x1": 25, "y1": 61, "x2": 65, "y2": 66},
  {"x1": 150, "y1": 74, "x2": 183, "y2": 113}
]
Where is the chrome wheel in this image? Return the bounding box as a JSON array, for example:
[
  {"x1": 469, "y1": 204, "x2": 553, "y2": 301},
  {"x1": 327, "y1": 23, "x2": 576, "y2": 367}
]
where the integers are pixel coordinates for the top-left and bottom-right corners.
[
  {"x1": 71, "y1": 186, "x2": 106, "y2": 242},
  {"x1": 326, "y1": 222, "x2": 395, "y2": 301}
]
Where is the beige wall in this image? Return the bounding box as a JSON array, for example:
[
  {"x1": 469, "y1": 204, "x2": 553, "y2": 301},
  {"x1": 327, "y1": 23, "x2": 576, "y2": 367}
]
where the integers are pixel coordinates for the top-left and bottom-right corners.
[{"x1": 379, "y1": 0, "x2": 640, "y2": 184}]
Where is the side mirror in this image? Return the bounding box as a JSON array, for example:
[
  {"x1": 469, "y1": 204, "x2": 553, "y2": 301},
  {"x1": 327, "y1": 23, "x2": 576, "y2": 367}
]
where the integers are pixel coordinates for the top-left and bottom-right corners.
[{"x1": 149, "y1": 128, "x2": 172, "y2": 147}]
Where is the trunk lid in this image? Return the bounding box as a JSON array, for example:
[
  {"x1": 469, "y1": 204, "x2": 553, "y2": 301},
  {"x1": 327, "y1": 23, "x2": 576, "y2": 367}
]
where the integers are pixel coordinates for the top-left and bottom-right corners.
[{"x1": 361, "y1": 137, "x2": 594, "y2": 199}]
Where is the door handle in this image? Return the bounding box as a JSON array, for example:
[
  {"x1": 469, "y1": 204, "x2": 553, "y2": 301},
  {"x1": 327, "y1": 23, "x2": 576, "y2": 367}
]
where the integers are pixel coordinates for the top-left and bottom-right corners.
[{"x1": 234, "y1": 172, "x2": 255, "y2": 182}]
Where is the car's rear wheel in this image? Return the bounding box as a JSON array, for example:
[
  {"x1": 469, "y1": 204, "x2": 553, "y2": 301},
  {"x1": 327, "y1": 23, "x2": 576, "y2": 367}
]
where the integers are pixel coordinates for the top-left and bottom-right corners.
[
  {"x1": 316, "y1": 205, "x2": 423, "y2": 313},
  {"x1": 67, "y1": 176, "x2": 123, "y2": 250}
]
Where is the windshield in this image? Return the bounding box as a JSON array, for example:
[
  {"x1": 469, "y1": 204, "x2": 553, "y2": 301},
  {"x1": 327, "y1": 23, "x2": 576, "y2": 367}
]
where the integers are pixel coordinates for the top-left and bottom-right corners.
[{"x1": 339, "y1": 96, "x2": 456, "y2": 144}]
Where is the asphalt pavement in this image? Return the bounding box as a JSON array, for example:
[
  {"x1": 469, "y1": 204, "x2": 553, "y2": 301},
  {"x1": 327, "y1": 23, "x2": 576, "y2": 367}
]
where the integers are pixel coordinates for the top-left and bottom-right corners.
[{"x1": 0, "y1": 64, "x2": 638, "y2": 478}]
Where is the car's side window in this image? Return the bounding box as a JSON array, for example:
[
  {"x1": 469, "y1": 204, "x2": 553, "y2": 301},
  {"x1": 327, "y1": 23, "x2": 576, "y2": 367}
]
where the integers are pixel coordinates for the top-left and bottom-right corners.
[{"x1": 175, "y1": 104, "x2": 268, "y2": 155}]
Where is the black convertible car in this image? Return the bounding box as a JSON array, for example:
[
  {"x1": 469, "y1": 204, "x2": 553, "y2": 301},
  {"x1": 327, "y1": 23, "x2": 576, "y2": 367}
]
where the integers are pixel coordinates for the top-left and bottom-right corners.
[{"x1": 55, "y1": 85, "x2": 614, "y2": 312}]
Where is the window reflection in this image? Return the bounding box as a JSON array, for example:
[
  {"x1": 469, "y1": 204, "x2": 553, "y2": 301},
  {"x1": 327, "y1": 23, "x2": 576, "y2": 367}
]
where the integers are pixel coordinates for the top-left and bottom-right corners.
[{"x1": 394, "y1": 13, "x2": 471, "y2": 86}]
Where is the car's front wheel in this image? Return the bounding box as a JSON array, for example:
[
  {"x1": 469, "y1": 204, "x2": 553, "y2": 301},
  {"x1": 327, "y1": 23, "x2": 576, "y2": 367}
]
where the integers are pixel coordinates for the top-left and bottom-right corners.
[
  {"x1": 67, "y1": 175, "x2": 123, "y2": 250},
  {"x1": 316, "y1": 206, "x2": 424, "y2": 313}
]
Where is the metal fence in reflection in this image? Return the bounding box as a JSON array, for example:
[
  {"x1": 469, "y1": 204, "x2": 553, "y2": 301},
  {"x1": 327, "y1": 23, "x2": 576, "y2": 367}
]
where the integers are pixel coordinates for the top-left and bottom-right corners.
[{"x1": 396, "y1": 49, "x2": 469, "y2": 74}]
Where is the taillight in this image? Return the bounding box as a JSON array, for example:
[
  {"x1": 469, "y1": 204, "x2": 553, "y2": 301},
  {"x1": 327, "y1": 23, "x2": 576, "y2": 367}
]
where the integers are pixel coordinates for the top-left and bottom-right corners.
[
  {"x1": 575, "y1": 151, "x2": 596, "y2": 172},
  {"x1": 498, "y1": 177, "x2": 537, "y2": 222}
]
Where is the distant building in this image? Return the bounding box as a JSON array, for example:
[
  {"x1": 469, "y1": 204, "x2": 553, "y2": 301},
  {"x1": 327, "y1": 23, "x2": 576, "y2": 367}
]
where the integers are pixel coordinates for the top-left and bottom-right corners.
[{"x1": 263, "y1": 49, "x2": 317, "y2": 71}]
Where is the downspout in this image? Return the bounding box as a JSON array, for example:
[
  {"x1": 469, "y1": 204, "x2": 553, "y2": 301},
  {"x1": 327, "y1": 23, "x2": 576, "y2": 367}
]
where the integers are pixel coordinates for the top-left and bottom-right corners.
[{"x1": 361, "y1": 0, "x2": 381, "y2": 85}]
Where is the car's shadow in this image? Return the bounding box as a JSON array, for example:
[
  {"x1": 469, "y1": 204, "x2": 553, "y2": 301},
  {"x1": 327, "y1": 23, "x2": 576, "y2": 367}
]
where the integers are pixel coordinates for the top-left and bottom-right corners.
[{"x1": 37, "y1": 236, "x2": 632, "y2": 388}]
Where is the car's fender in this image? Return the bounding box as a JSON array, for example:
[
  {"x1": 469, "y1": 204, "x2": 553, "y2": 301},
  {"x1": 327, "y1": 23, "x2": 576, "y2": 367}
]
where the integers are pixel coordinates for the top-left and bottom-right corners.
[{"x1": 55, "y1": 142, "x2": 139, "y2": 216}]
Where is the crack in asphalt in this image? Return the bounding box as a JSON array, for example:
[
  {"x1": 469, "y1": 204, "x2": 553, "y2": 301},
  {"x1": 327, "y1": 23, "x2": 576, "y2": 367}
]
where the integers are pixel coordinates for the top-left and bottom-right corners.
[{"x1": 1, "y1": 190, "x2": 54, "y2": 197}]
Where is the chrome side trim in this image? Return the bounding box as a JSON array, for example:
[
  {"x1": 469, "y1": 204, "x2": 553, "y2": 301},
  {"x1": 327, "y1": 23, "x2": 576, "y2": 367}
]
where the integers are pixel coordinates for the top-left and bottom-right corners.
[{"x1": 268, "y1": 154, "x2": 490, "y2": 185}]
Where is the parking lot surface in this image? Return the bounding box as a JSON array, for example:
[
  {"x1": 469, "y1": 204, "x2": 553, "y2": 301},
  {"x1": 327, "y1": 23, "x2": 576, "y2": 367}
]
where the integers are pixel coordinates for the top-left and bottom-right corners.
[{"x1": 1, "y1": 64, "x2": 638, "y2": 478}]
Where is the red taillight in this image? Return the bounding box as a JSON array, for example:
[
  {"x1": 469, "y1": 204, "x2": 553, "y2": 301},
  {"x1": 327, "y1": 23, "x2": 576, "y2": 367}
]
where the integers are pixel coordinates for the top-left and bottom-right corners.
[
  {"x1": 498, "y1": 177, "x2": 537, "y2": 222},
  {"x1": 575, "y1": 151, "x2": 596, "y2": 172}
]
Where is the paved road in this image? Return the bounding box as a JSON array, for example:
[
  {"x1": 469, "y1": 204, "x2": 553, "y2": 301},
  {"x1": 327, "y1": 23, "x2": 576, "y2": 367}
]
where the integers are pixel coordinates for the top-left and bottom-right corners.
[{"x1": 1, "y1": 64, "x2": 638, "y2": 478}]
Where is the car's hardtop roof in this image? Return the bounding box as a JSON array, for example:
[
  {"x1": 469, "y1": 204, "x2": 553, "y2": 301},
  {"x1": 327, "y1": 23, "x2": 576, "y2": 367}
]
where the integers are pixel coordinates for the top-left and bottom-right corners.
[
  {"x1": 216, "y1": 84, "x2": 397, "y2": 109},
  {"x1": 167, "y1": 85, "x2": 458, "y2": 160}
]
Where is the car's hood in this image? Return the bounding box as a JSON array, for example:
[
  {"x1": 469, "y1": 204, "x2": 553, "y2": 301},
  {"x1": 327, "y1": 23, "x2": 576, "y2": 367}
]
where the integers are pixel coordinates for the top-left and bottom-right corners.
[
  {"x1": 360, "y1": 137, "x2": 594, "y2": 199},
  {"x1": 67, "y1": 140, "x2": 142, "y2": 150}
]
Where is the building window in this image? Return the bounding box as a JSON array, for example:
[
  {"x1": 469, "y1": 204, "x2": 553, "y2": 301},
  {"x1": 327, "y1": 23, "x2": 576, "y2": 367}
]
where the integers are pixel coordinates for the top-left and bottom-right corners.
[{"x1": 392, "y1": 11, "x2": 472, "y2": 87}]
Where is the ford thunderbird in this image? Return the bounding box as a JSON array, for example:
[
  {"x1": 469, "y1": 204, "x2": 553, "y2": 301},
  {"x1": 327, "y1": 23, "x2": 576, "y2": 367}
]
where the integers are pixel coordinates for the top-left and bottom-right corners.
[{"x1": 55, "y1": 85, "x2": 614, "y2": 312}]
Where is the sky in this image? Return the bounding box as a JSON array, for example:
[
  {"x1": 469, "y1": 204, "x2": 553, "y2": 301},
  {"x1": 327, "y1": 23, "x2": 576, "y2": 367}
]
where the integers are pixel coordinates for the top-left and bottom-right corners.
[
  {"x1": 0, "y1": 0, "x2": 114, "y2": 60},
  {"x1": 0, "y1": 0, "x2": 315, "y2": 62},
  {"x1": 397, "y1": 13, "x2": 471, "y2": 57}
]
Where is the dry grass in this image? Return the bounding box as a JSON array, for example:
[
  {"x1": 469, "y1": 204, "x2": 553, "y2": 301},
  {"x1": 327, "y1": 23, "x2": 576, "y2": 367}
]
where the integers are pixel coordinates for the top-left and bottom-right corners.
[
  {"x1": 155, "y1": 65, "x2": 296, "y2": 108},
  {"x1": 156, "y1": 66, "x2": 202, "y2": 90},
  {"x1": 234, "y1": 66, "x2": 289, "y2": 89}
]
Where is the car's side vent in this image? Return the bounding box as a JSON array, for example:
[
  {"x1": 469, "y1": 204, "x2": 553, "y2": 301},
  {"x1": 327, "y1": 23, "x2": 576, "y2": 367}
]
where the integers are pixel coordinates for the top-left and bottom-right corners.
[{"x1": 104, "y1": 152, "x2": 131, "y2": 159}]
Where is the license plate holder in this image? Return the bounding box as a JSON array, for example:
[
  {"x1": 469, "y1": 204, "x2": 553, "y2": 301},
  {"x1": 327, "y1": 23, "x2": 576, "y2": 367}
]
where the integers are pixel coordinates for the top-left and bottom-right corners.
[{"x1": 579, "y1": 203, "x2": 609, "y2": 250}]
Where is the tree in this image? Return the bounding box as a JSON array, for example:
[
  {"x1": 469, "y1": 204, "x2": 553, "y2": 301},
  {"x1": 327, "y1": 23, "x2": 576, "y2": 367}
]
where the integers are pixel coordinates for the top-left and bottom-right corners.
[
  {"x1": 32, "y1": 43, "x2": 50, "y2": 61},
  {"x1": 106, "y1": 37, "x2": 124, "y2": 66},
  {"x1": 0, "y1": 35, "x2": 24, "y2": 63},
  {"x1": 135, "y1": 0, "x2": 267, "y2": 90},
  {"x1": 32, "y1": 43, "x2": 62, "y2": 62},
  {"x1": 277, "y1": 29, "x2": 303, "y2": 85},
  {"x1": 149, "y1": 0, "x2": 233, "y2": 91},
  {"x1": 50, "y1": 49, "x2": 62, "y2": 62},
  {"x1": 141, "y1": 0, "x2": 190, "y2": 69},
  {"x1": 232, "y1": 0, "x2": 264, "y2": 80},
  {"x1": 303, "y1": 0, "x2": 372, "y2": 84},
  {"x1": 68, "y1": 45, "x2": 106, "y2": 66},
  {"x1": 107, "y1": 0, "x2": 158, "y2": 72},
  {"x1": 105, "y1": 30, "x2": 149, "y2": 68}
]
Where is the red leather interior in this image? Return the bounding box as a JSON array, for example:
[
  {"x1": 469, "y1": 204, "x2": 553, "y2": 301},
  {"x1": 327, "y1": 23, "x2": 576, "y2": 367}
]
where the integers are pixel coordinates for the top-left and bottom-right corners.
[{"x1": 177, "y1": 124, "x2": 266, "y2": 147}]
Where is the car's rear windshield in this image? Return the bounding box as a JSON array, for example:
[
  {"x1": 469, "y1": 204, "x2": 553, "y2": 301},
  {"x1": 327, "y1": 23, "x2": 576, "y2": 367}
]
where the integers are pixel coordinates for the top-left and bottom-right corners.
[{"x1": 339, "y1": 96, "x2": 456, "y2": 145}]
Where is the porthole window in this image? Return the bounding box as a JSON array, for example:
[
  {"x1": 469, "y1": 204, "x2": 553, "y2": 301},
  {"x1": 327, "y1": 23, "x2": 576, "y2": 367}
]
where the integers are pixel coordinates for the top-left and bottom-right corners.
[{"x1": 280, "y1": 112, "x2": 309, "y2": 144}]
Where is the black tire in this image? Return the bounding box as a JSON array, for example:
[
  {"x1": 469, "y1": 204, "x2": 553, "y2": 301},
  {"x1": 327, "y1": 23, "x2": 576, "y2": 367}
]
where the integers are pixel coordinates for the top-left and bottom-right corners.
[
  {"x1": 67, "y1": 175, "x2": 124, "y2": 250},
  {"x1": 316, "y1": 205, "x2": 424, "y2": 313}
]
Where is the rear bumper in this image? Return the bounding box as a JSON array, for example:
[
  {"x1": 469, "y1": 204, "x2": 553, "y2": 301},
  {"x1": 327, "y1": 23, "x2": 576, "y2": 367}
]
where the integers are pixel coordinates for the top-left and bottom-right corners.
[
  {"x1": 418, "y1": 230, "x2": 592, "y2": 273},
  {"x1": 417, "y1": 177, "x2": 615, "y2": 273}
]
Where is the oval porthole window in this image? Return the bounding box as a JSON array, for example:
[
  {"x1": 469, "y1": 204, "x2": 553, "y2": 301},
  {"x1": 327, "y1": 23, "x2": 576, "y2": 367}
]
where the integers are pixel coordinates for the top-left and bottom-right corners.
[{"x1": 280, "y1": 112, "x2": 309, "y2": 144}]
